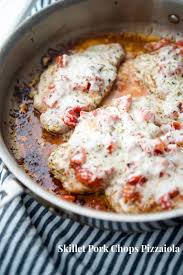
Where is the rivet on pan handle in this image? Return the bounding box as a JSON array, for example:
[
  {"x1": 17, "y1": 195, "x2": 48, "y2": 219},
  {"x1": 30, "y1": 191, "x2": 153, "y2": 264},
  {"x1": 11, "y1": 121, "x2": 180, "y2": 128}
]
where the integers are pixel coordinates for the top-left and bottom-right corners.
[
  {"x1": 0, "y1": 164, "x2": 24, "y2": 208},
  {"x1": 168, "y1": 14, "x2": 180, "y2": 24}
]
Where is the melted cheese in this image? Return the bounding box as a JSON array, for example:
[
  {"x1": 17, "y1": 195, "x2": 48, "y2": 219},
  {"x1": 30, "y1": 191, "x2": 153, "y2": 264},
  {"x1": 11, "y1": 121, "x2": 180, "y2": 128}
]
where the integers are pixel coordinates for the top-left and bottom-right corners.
[
  {"x1": 133, "y1": 45, "x2": 183, "y2": 120},
  {"x1": 49, "y1": 93, "x2": 183, "y2": 212},
  {"x1": 48, "y1": 42, "x2": 183, "y2": 213},
  {"x1": 32, "y1": 43, "x2": 124, "y2": 134}
]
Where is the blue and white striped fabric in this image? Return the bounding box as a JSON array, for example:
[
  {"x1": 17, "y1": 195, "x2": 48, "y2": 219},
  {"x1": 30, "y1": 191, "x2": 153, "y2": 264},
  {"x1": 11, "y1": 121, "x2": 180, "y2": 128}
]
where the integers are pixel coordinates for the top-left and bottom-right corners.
[
  {"x1": 1, "y1": 160, "x2": 183, "y2": 275},
  {"x1": 1, "y1": 1, "x2": 183, "y2": 274},
  {"x1": 31, "y1": 0, "x2": 58, "y2": 15}
]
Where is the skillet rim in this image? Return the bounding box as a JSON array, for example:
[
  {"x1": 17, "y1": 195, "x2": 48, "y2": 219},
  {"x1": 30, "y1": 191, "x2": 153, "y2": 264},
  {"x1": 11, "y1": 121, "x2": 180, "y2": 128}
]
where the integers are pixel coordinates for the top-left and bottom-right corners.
[{"x1": 1, "y1": 0, "x2": 183, "y2": 223}]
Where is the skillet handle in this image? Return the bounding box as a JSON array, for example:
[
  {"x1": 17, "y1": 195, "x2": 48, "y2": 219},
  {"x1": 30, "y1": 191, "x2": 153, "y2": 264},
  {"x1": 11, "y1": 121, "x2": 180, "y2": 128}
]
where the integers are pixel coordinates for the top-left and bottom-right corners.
[{"x1": 0, "y1": 165, "x2": 24, "y2": 208}]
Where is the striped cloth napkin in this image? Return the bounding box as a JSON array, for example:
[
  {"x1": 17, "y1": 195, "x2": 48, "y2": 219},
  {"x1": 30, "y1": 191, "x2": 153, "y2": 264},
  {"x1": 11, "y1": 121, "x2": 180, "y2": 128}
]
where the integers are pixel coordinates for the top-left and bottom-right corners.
[{"x1": 0, "y1": 1, "x2": 183, "y2": 275}]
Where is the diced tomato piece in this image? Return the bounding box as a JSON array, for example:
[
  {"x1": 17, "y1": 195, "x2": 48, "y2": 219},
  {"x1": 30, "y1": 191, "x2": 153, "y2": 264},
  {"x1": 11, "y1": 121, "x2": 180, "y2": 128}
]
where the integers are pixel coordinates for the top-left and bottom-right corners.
[
  {"x1": 169, "y1": 189, "x2": 180, "y2": 199},
  {"x1": 171, "y1": 121, "x2": 182, "y2": 130},
  {"x1": 144, "y1": 38, "x2": 171, "y2": 51},
  {"x1": 159, "y1": 189, "x2": 179, "y2": 210},
  {"x1": 154, "y1": 140, "x2": 166, "y2": 154},
  {"x1": 70, "y1": 147, "x2": 87, "y2": 167},
  {"x1": 176, "y1": 40, "x2": 183, "y2": 47},
  {"x1": 127, "y1": 175, "x2": 147, "y2": 186},
  {"x1": 159, "y1": 171, "x2": 165, "y2": 177},
  {"x1": 73, "y1": 76, "x2": 103, "y2": 93},
  {"x1": 159, "y1": 194, "x2": 172, "y2": 210},
  {"x1": 86, "y1": 82, "x2": 91, "y2": 91},
  {"x1": 61, "y1": 194, "x2": 76, "y2": 203},
  {"x1": 123, "y1": 184, "x2": 141, "y2": 203},
  {"x1": 73, "y1": 81, "x2": 92, "y2": 93},
  {"x1": 80, "y1": 81, "x2": 91, "y2": 93},
  {"x1": 55, "y1": 54, "x2": 68, "y2": 67},
  {"x1": 75, "y1": 168, "x2": 103, "y2": 189},
  {"x1": 107, "y1": 142, "x2": 118, "y2": 154},
  {"x1": 63, "y1": 106, "x2": 82, "y2": 128}
]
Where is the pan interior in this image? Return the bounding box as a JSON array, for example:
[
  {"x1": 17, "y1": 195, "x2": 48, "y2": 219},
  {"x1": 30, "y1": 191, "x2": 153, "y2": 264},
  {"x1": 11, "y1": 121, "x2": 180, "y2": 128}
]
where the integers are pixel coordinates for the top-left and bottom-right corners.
[{"x1": 1, "y1": 0, "x2": 183, "y2": 218}]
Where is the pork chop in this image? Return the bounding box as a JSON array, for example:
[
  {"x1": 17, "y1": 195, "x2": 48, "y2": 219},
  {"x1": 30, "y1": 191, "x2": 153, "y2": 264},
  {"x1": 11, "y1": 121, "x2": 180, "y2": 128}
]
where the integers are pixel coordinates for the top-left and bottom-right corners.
[
  {"x1": 131, "y1": 43, "x2": 183, "y2": 119},
  {"x1": 48, "y1": 94, "x2": 183, "y2": 212},
  {"x1": 32, "y1": 43, "x2": 124, "y2": 133}
]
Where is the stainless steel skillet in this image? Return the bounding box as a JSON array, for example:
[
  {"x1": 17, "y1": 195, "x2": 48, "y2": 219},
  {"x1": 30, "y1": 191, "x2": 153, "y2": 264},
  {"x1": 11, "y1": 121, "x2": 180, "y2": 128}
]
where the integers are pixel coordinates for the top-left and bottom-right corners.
[{"x1": 1, "y1": 0, "x2": 183, "y2": 232}]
